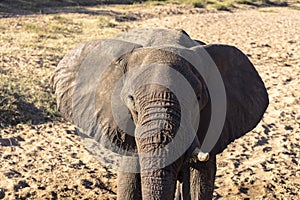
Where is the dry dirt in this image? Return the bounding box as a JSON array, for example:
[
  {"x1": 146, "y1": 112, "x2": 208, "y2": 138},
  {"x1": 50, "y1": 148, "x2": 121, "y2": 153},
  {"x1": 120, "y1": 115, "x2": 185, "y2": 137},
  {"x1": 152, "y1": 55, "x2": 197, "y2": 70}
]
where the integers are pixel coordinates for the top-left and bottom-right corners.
[{"x1": 0, "y1": 4, "x2": 300, "y2": 200}]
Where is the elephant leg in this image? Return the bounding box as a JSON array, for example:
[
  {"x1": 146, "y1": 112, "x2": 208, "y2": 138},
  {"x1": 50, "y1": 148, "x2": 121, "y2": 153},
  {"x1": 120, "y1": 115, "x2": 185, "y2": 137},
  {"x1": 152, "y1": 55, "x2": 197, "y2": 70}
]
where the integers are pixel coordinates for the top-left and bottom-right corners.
[
  {"x1": 117, "y1": 171, "x2": 142, "y2": 200},
  {"x1": 180, "y1": 163, "x2": 191, "y2": 200},
  {"x1": 190, "y1": 155, "x2": 216, "y2": 200}
]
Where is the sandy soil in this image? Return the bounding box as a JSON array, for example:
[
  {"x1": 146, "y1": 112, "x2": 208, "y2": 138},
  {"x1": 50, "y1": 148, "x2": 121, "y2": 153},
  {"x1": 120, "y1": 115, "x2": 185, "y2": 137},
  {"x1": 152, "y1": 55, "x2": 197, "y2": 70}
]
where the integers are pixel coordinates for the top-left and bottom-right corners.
[{"x1": 1, "y1": 5, "x2": 299, "y2": 200}]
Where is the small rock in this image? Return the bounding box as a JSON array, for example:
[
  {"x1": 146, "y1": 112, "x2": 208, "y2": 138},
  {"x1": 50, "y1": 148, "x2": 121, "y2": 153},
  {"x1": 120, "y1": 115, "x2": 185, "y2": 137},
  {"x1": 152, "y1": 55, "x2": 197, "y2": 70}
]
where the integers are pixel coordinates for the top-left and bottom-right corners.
[
  {"x1": 4, "y1": 169, "x2": 22, "y2": 178},
  {"x1": 238, "y1": 187, "x2": 248, "y2": 194},
  {"x1": 284, "y1": 125, "x2": 293, "y2": 130},
  {"x1": 262, "y1": 44, "x2": 271, "y2": 48},
  {"x1": 264, "y1": 183, "x2": 275, "y2": 191},
  {"x1": 263, "y1": 146, "x2": 272, "y2": 152},
  {"x1": 81, "y1": 179, "x2": 93, "y2": 189},
  {"x1": 284, "y1": 63, "x2": 292, "y2": 67},
  {"x1": 37, "y1": 186, "x2": 46, "y2": 190},
  {"x1": 14, "y1": 180, "x2": 29, "y2": 192},
  {"x1": 69, "y1": 160, "x2": 85, "y2": 169},
  {"x1": 51, "y1": 191, "x2": 58, "y2": 200},
  {"x1": 291, "y1": 158, "x2": 298, "y2": 165},
  {"x1": 288, "y1": 40, "x2": 296, "y2": 44},
  {"x1": 0, "y1": 188, "x2": 5, "y2": 199},
  {"x1": 285, "y1": 77, "x2": 292, "y2": 82}
]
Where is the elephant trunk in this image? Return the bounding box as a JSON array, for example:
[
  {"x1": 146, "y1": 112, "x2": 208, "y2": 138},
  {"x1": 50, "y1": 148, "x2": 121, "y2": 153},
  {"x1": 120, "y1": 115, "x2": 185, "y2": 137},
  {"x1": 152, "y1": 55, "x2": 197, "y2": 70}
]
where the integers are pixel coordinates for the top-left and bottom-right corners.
[{"x1": 134, "y1": 88, "x2": 184, "y2": 200}]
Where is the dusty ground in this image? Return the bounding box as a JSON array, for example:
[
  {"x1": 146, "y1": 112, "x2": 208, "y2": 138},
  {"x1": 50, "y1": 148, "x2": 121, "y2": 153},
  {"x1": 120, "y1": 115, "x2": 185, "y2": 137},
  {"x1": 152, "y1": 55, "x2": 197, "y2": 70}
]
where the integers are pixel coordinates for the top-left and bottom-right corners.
[{"x1": 0, "y1": 3, "x2": 300, "y2": 200}]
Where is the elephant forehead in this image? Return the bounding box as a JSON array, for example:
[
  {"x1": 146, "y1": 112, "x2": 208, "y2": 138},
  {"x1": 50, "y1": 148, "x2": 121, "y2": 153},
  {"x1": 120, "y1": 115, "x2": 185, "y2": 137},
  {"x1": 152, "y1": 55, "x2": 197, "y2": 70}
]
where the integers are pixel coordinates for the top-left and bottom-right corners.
[
  {"x1": 127, "y1": 47, "x2": 188, "y2": 64},
  {"x1": 122, "y1": 48, "x2": 206, "y2": 96},
  {"x1": 124, "y1": 64, "x2": 192, "y2": 94}
]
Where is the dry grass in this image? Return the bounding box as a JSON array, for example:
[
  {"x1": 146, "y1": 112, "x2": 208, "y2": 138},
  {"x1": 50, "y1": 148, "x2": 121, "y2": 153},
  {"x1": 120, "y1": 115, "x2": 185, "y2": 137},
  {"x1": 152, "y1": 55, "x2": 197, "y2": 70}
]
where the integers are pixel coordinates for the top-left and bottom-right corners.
[
  {"x1": 0, "y1": 0, "x2": 295, "y2": 14},
  {"x1": 0, "y1": 12, "x2": 122, "y2": 127},
  {"x1": 144, "y1": 0, "x2": 292, "y2": 10}
]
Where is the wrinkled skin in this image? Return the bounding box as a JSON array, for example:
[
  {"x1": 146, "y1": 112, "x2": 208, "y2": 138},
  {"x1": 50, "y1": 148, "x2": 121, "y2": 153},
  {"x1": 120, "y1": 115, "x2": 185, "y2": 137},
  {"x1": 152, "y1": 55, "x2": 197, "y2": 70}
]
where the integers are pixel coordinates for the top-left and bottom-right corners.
[{"x1": 51, "y1": 28, "x2": 269, "y2": 200}]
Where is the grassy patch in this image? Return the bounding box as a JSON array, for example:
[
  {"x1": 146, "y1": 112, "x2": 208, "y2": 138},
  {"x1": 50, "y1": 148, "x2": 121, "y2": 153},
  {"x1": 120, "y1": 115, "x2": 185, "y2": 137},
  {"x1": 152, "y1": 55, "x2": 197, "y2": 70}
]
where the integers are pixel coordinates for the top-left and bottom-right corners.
[
  {"x1": 23, "y1": 23, "x2": 44, "y2": 33},
  {"x1": 23, "y1": 16, "x2": 82, "y2": 36},
  {"x1": 0, "y1": 72, "x2": 57, "y2": 126},
  {"x1": 211, "y1": 2, "x2": 233, "y2": 10},
  {"x1": 143, "y1": 0, "x2": 291, "y2": 10},
  {"x1": 236, "y1": 0, "x2": 256, "y2": 5},
  {"x1": 141, "y1": 0, "x2": 170, "y2": 6},
  {"x1": 138, "y1": 0, "x2": 207, "y2": 8},
  {"x1": 289, "y1": 5, "x2": 300, "y2": 10},
  {"x1": 0, "y1": 12, "x2": 121, "y2": 127},
  {"x1": 98, "y1": 16, "x2": 118, "y2": 28}
]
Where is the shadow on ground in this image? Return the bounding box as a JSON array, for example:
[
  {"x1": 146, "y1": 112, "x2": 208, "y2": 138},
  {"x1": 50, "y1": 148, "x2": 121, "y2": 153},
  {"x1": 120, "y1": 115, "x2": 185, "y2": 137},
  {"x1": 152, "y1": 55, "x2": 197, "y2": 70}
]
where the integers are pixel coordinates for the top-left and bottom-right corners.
[
  {"x1": 0, "y1": 92, "x2": 55, "y2": 128},
  {"x1": 0, "y1": 135, "x2": 24, "y2": 146},
  {"x1": 0, "y1": 0, "x2": 140, "y2": 16},
  {"x1": 0, "y1": 0, "x2": 292, "y2": 17}
]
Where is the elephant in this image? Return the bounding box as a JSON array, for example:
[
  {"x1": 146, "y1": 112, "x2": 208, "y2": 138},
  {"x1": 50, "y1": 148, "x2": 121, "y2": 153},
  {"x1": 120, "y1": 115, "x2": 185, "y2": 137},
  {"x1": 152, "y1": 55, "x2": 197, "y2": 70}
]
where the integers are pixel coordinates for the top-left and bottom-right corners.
[{"x1": 51, "y1": 28, "x2": 268, "y2": 200}]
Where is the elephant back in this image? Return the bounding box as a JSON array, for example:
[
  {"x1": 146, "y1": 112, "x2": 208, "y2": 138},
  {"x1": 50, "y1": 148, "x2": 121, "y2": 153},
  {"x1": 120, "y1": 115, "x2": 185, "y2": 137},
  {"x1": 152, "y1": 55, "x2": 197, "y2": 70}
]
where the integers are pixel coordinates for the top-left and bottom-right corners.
[{"x1": 113, "y1": 28, "x2": 199, "y2": 48}]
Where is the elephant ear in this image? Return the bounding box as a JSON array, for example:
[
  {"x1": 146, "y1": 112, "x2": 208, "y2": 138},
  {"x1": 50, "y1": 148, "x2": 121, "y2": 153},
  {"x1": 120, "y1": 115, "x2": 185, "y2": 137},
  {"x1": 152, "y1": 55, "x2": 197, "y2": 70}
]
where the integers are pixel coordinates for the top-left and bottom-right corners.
[
  {"x1": 51, "y1": 39, "x2": 142, "y2": 154},
  {"x1": 203, "y1": 44, "x2": 269, "y2": 154}
]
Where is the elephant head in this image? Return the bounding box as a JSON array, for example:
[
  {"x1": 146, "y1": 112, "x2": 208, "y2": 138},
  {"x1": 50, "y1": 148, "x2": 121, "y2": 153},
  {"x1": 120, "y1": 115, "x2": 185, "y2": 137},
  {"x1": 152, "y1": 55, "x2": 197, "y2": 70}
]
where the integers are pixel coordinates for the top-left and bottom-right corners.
[{"x1": 51, "y1": 28, "x2": 268, "y2": 199}]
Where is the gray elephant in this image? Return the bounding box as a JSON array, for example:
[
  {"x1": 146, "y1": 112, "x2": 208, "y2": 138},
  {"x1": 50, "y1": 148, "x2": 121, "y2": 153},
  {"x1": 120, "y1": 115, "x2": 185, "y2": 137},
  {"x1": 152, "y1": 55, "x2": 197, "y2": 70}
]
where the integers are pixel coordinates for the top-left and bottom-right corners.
[{"x1": 51, "y1": 28, "x2": 268, "y2": 199}]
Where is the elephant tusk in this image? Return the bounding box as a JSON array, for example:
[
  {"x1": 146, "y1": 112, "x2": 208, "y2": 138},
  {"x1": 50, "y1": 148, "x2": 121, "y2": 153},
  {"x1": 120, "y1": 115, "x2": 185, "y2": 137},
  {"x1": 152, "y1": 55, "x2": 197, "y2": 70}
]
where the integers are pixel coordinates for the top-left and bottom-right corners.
[{"x1": 192, "y1": 147, "x2": 209, "y2": 162}]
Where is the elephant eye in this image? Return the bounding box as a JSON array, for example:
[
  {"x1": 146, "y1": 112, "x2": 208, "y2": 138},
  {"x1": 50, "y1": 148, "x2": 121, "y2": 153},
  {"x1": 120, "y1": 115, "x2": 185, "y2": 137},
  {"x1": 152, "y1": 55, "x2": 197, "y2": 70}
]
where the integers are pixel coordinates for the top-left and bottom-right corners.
[
  {"x1": 126, "y1": 95, "x2": 138, "y2": 121},
  {"x1": 128, "y1": 95, "x2": 134, "y2": 102}
]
